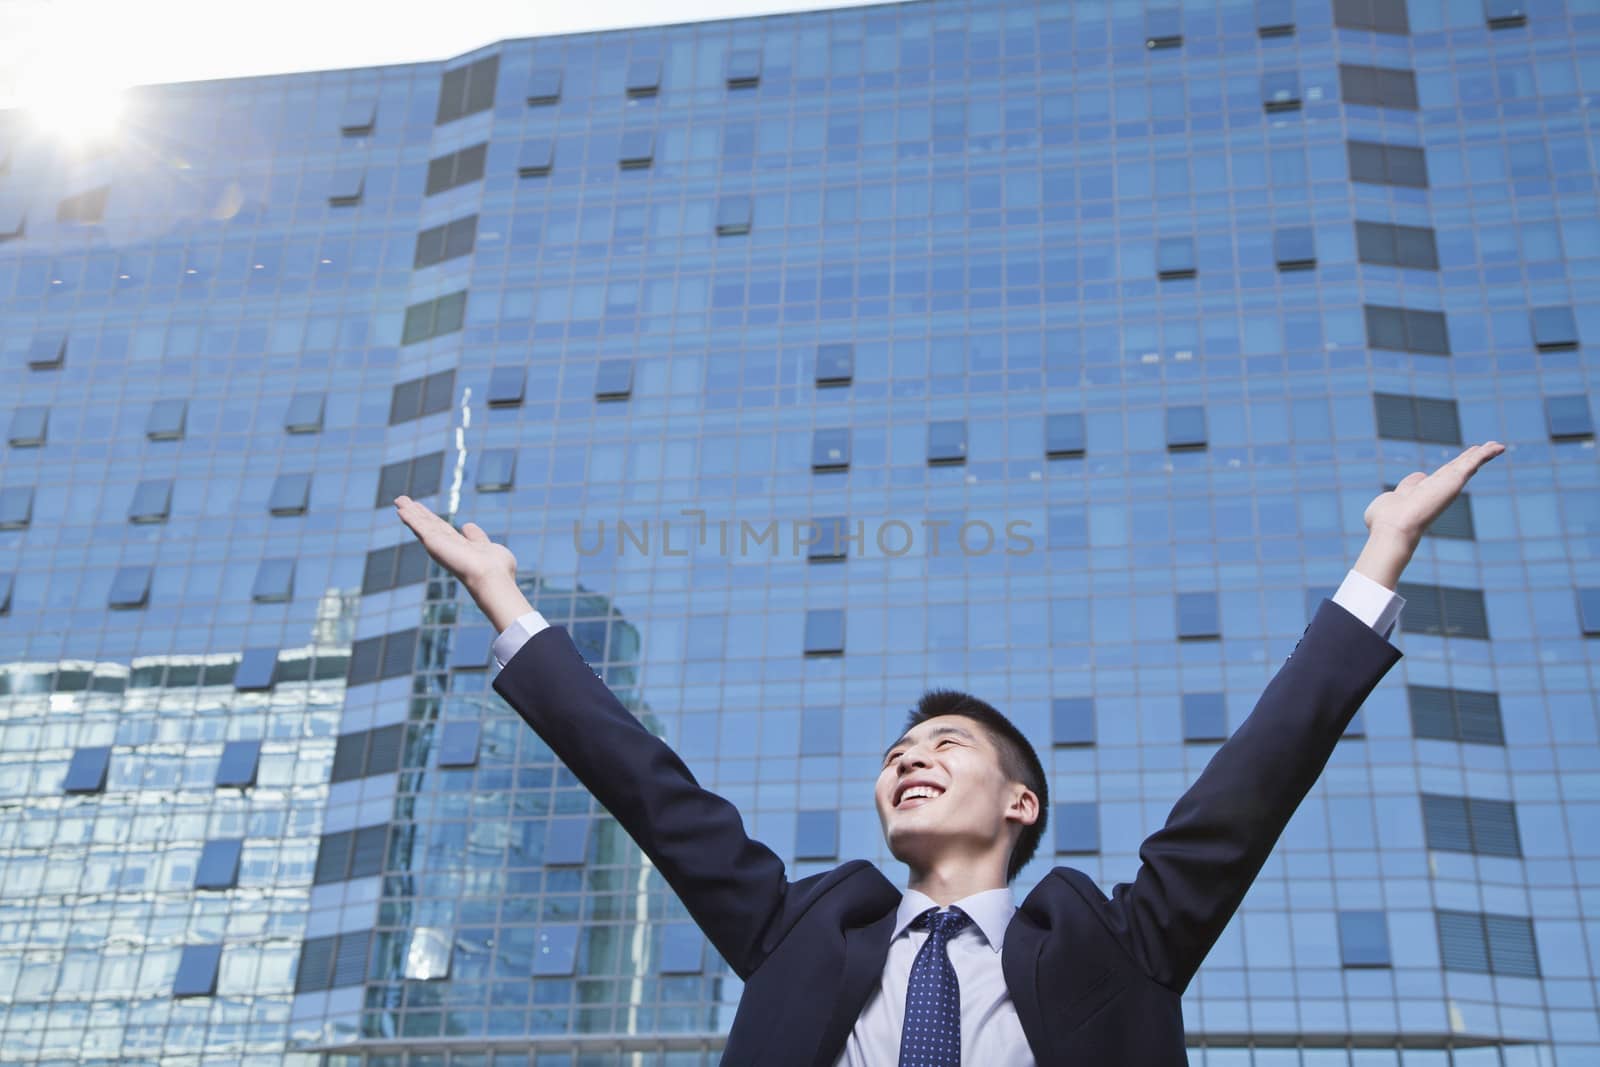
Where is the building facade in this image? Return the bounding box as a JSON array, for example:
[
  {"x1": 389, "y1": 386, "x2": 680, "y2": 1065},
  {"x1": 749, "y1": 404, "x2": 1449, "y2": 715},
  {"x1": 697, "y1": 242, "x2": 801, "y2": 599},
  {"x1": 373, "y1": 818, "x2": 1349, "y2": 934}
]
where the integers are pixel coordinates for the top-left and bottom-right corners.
[{"x1": 1, "y1": 0, "x2": 1598, "y2": 1064}]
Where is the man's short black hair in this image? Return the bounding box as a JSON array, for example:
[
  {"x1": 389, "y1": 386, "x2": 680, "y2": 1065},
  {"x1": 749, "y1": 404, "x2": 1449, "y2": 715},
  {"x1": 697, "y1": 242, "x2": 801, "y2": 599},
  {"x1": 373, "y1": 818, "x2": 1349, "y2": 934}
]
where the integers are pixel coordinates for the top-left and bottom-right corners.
[{"x1": 903, "y1": 688, "x2": 1048, "y2": 883}]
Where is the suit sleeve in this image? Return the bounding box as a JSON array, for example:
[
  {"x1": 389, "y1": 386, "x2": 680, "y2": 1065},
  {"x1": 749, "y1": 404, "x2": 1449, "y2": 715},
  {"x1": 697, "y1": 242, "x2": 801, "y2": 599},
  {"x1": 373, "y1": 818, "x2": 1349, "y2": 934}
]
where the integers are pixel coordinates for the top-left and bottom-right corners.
[
  {"x1": 1104, "y1": 597, "x2": 1403, "y2": 994},
  {"x1": 491, "y1": 624, "x2": 789, "y2": 980}
]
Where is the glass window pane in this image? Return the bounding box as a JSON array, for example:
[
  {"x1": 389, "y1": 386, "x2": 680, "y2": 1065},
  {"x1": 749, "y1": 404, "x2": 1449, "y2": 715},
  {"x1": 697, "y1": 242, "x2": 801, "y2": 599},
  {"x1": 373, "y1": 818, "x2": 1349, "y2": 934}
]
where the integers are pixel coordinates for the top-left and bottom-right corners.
[
  {"x1": 1046, "y1": 413, "x2": 1085, "y2": 456},
  {"x1": 339, "y1": 97, "x2": 376, "y2": 134},
  {"x1": 625, "y1": 57, "x2": 662, "y2": 95},
  {"x1": 1339, "y1": 911, "x2": 1391, "y2": 967},
  {"x1": 476, "y1": 448, "x2": 517, "y2": 491},
  {"x1": 1273, "y1": 226, "x2": 1315, "y2": 267},
  {"x1": 1578, "y1": 588, "x2": 1600, "y2": 636},
  {"x1": 146, "y1": 398, "x2": 187, "y2": 440},
  {"x1": 1165, "y1": 405, "x2": 1207, "y2": 449},
  {"x1": 27, "y1": 333, "x2": 66, "y2": 369},
  {"x1": 795, "y1": 809, "x2": 838, "y2": 859},
  {"x1": 327, "y1": 166, "x2": 364, "y2": 205},
  {"x1": 812, "y1": 428, "x2": 850, "y2": 469},
  {"x1": 800, "y1": 705, "x2": 842, "y2": 755},
  {"x1": 234, "y1": 648, "x2": 278, "y2": 691},
  {"x1": 1157, "y1": 237, "x2": 1196, "y2": 276},
  {"x1": 803, "y1": 609, "x2": 845, "y2": 654},
  {"x1": 216, "y1": 740, "x2": 261, "y2": 787},
  {"x1": 109, "y1": 566, "x2": 152, "y2": 608},
  {"x1": 1545, "y1": 395, "x2": 1594, "y2": 439},
  {"x1": 928, "y1": 419, "x2": 967, "y2": 463},
  {"x1": 545, "y1": 819, "x2": 590, "y2": 865},
  {"x1": 0, "y1": 486, "x2": 33, "y2": 528},
  {"x1": 488, "y1": 366, "x2": 525, "y2": 405},
  {"x1": 1052, "y1": 697, "x2": 1095, "y2": 746},
  {"x1": 1531, "y1": 306, "x2": 1578, "y2": 349},
  {"x1": 716, "y1": 195, "x2": 753, "y2": 235},
  {"x1": 438, "y1": 721, "x2": 481, "y2": 768},
  {"x1": 195, "y1": 839, "x2": 242, "y2": 889},
  {"x1": 173, "y1": 945, "x2": 221, "y2": 997},
  {"x1": 1183, "y1": 692, "x2": 1228, "y2": 741},
  {"x1": 0, "y1": 571, "x2": 12, "y2": 614},
  {"x1": 727, "y1": 49, "x2": 762, "y2": 86},
  {"x1": 268, "y1": 473, "x2": 311, "y2": 516},
  {"x1": 532, "y1": 926, "x2": 579, "y2": 976},
  {"x1": 619, "y1": 130, "x2": 655, "y2": 168},
  {"x1": 658, "y1": 923, "x2": 705, "y2": 973},
  {"x1": 285, "y1": 391, "x2": 324, "y2": 433},
  {"x1": 7, "y1": 405, "x2": 47, "y2": 446},
  {"x1": 518, "y1": 138, "x2": 555, "y2": 176},
  {"x1": 808, "y1": 515, "x2": 850, "y2": 561},
  {"x1": 1177, "y1": 591, "x2": 1220, "y2": 638},
  {"x1": 595, "y1": 359, "x2": 633, "y2": 399},
  {"x1": 64, "y1": 746, "x2": 111, "y2": 793},
  {"x1": 526, "y1": 69, "x2": 562, "y2": 104},
  {"x1": 251, "y1": 559, "x2": 295, "y2": 603},
  {"x1": 1262, "y1": 71, "x2": 1300, "y2": 110},
  {"x1": 1054, "y1": 802, "x2": 1100, "y2": 853},
  {"x1": 449, "y1": 626, "x2": 495, "y2": 670},
  {"x1": 816, "y1": 343, "x2": 853, "y2": 385}
]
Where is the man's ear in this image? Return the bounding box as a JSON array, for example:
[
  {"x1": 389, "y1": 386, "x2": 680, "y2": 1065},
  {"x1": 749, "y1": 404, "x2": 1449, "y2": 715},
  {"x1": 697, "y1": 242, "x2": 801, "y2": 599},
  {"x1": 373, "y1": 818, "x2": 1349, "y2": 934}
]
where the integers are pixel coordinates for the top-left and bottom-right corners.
[{"x1": 1005, "y1": 786, "x2": 1040, "y2": 828}]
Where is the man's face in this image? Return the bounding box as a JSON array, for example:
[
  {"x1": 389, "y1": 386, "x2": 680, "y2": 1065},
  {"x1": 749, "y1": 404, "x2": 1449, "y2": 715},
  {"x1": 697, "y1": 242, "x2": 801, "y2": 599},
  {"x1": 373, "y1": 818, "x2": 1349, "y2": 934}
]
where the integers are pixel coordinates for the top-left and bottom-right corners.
[{"x1": 874, "y1": 714, "x2": 1033, "y2": 872}]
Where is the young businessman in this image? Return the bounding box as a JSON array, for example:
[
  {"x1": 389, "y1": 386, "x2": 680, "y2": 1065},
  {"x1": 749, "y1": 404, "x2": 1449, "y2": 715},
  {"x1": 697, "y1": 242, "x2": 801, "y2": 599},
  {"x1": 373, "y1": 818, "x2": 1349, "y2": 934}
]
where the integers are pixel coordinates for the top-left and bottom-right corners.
[{"x1": 396, "y1": 441, "x2": 1503, "y2": 1066}]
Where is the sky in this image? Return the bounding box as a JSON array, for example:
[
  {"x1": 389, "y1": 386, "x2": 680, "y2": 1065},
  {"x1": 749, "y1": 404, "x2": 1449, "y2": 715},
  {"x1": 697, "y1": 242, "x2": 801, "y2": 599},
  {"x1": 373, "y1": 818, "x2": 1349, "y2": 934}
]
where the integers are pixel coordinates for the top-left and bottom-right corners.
[{"x1": 0, "y1": 0, "x2": 903, "y2": 113}]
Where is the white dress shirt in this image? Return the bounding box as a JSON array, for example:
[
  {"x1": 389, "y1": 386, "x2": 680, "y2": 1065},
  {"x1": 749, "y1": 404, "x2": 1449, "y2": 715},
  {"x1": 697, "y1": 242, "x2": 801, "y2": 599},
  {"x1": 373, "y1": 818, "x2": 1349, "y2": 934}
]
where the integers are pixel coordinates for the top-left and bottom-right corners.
[{"x1": 488, "y1": 570, "x2": 1403, "y2": 1064}]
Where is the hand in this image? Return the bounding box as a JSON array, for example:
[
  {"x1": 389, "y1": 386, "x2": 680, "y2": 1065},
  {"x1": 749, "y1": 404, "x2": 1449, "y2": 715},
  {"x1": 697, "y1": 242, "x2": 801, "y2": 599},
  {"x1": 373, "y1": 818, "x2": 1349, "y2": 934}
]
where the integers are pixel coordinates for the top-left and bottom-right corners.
[
  {"x1": 1354, "y1": 441, "x2": 1506, "y2": 588},
  {"x1": 1364, "y1": 441, "x2": 1506, "y2": 543},
  {"x1": 394, "y1": 495, "x2": 530, "y2": 631}
]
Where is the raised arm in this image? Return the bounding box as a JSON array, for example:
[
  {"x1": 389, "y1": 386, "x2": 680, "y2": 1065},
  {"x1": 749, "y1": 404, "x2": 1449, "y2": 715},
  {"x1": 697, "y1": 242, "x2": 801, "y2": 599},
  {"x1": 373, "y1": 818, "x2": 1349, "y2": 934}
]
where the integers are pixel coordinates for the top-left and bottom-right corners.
[
  {"x1": 1102, "y1": 442, "x2": 1505, "y2": 993},
  {"x1": 394, "y1": 496, "x2": 798, "y2": 978}
]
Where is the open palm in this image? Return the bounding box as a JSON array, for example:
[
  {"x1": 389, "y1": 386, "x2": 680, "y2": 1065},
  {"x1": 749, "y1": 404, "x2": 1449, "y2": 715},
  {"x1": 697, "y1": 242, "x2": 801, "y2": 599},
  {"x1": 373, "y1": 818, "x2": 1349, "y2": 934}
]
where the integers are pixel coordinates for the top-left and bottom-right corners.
[
  {"x1": 1363, "y1": 441, "x2": 1506, "y2": 544},
  {"x1": 394, "y1": 494, "x2": 516, "y2": 590}
]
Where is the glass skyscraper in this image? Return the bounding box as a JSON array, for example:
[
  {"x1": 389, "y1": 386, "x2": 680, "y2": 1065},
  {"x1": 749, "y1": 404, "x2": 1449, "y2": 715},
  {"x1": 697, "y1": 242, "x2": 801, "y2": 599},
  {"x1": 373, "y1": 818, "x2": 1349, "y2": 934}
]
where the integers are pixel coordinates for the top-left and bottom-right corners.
[{"x1": 1, "y1": 0, "x2": 1597, "y2": 1063}]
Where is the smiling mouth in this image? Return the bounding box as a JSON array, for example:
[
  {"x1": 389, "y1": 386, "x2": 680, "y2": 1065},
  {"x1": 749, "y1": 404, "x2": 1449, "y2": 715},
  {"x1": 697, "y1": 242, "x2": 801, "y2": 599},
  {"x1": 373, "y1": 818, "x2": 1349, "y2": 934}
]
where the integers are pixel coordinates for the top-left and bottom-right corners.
[{"x1": 895, "y1": 786, "x2": 945, "y2": 810}]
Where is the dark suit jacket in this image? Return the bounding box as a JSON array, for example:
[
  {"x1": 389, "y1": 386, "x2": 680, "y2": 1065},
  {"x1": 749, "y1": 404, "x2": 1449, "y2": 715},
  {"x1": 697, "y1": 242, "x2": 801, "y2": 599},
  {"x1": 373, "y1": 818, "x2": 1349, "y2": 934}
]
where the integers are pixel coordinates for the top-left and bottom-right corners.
[{"x1": 492, "y1": 599, "x2": 1401, "y2": 1065}]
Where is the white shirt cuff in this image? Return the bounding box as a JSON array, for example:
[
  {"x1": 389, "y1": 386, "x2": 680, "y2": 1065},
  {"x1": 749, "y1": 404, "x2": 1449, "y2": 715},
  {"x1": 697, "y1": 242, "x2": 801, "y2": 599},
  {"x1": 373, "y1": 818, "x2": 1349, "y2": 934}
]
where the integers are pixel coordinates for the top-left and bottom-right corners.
[
  {"x1": 491, "y1": 609, "x2": 551, "y2": 669},
  {"x1": 1330, "y1": 569, "x2": 1405, "y2": 639}
]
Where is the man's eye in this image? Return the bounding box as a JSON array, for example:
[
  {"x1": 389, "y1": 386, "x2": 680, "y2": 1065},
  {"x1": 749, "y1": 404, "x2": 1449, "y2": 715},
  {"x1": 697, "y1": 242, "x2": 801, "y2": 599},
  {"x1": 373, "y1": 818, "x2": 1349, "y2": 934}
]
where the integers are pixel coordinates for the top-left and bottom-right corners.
[{"x1": 938, "y1": 738, "x2": 955, "y2": 747}]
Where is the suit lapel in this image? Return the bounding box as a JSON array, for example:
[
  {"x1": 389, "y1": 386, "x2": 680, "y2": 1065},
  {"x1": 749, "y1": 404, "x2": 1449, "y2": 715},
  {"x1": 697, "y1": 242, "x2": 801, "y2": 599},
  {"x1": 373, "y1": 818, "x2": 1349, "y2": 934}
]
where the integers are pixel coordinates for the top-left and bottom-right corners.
[
  {"x1": 1002, "y1": 892, "x2": 1049, "y2": 1057},
  {"x1": 812, "y1": 908, "x2": 900, "y2": 1067}
]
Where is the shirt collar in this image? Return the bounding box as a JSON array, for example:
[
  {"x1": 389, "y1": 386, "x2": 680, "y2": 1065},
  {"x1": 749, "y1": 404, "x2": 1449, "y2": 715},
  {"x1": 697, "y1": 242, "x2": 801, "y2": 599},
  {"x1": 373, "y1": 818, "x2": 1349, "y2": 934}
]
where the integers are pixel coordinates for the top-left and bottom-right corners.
[{"x1": 894, "y1": 886, "x2": 1016, "y2": 954}]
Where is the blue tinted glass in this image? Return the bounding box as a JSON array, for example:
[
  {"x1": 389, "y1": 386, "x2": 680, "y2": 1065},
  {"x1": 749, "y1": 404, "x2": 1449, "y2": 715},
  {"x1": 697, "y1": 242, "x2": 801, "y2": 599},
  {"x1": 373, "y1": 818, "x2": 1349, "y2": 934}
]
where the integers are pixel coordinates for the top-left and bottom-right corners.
[
  {"x1": 0, "y1": 571, "x2": 11, "y2": 614},
  {"x1": 267, "y1": 473, "x2": 310, "y2": 516},
  {"x1": 173, "y1": 944, "x2": 222, "y2": 997},
  {"x1": 526, "y1": 69, "x2": 562, "y2": 104},
  {"x1": 803, "y1": 609, "x2": 845, "y2": 654},
  {"x1": 727, "y1": 49, "x2": 762, "y2": 85},
  {"x1": 625, "y1": 57, "x2": 661, "y2": 94},
  {"x1": 812, "y1": 428, "x2": 850, "y2": 468},
  {"x1": 1166, "y1": 406, "x2": 1207, "y2": 448},
  {"x1": 7, "y1": 405, "x2": 47, "y2": 446},
  {"x1": 251, "y1": 559, "x2": 295, "y2": 602},
  {"x1": 1579, "y1": 589, "x2": 1600, "y2": 635},
  {"x1": 1545, "y1": 395, "x2": 1594, "y2": 439},
  {"x1": 1177, "y1": 592, "x2": 1220, "y2": 638},
  {"x1": 27, "y1": 334, "x2": 65, "y2": 369},
  {"x1": 1531, "y1": 306, "x2": 1577, "y2": 348},
  {"x1": 595, "y1": 359, "x2": 633, "y2": 398},
  {"x1": 449, "y1": 626, "x2": 494, "y2": 669},
  {"x1": 658, "y1": 923, "x2": 704, "y2": 973},
  {"x1": 338, "y1": 97, "x2": 375, "y2": 133},
  {"x1": 532, "y1": 926, "x2": 579, "y2": 976},
  {"x1": 518, "y1": 138, "x2": 555, "y2": 176},
  {"x1": 284, "y1": 391, "x2": 324, "y2": 433},
  {"x1": 476, "y1": 448, "x2": 517, "y2": 491},
  {"x1": 795, "y1": 810, "x2": 838, "y2": 859},
  {"x1": 1274, "y1": 226, "x2": 1315, "y2": 265},
  {"x1": 129, "y1": 478, "x2": 173, "y2": 522},
  {"x1": 1183, "y1": 693, "x2": 1228, "y2": 740},
  {"x1": 816, "y1": 343, "x2": 853, "y2": 384},
  {"x1": 234, "y1": 648, "x2": 278, "y2": 691},
  {"x1": 1054, "y1": 802, "x2": 1100, "y2": 853},
  {"x1": 487, "y1": 366, "x2": 525, "y2": 405},
  {"x1": 808, "y1": 516, "x2": 849, "y2": 560},
  {"x1": 109, "y1": 566, "x2": 152, "y2": 608},
  {"x1": 800, "y1": 706, "x2": 842, "y2": 755},
  {"x1": 717, "y1": 196, "x2": 752, "y2": 235},
  {"x1": 0, "y1": 486, "x2": 32, "y2": 528},
  {"x1": 1046, "y1": 413, "x2": 1085, "y2": 455},
  {"x1": 1052, "y1": 698, "x2": 1095, "y2": 745},
  {"x1": 618, "y1": 131, "x2": 654, "y2": 166},
  {"x1": 545, "y1": 819, "x2": 589, "y2": 865},
  {"x1": 328, "y1": 167, "x2": 365, "y2": 203},
  {"x1": 928, "y1": 420, "x2": 967, "y2": 463},
  {"x1": 1256, "y1": 0, "x2": 1294, "y2": 29},
  {"x1": 1262, "y1": 71, "x2": 1300, "y2": 107},
  {"x1": 195, "y1": 839, "x2": 242, "y2": 889},
  {"x1": 1339, "y1": 911, "x2": 1391, "y2": 967},
  {"x1": 216, "y1": 740, "x2": 261, "y2": 787},
  {"x1": 438, "y1": 721, "x2": 481, "y2": 768},
  {"x1": 1158, "y1": 237, "x2": 1196, "y2": 274},
  {"x1": 64, "y1": 746, "x2": 111, "y2": 793}
]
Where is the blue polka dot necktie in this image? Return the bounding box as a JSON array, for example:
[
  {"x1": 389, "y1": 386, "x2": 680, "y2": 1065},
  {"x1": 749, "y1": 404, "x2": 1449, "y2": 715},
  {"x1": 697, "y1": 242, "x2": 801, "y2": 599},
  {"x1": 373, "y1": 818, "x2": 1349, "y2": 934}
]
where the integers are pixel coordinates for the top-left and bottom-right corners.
[{"x1": 897, "y1": 906, "x2": 973, "y2": 1067}]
